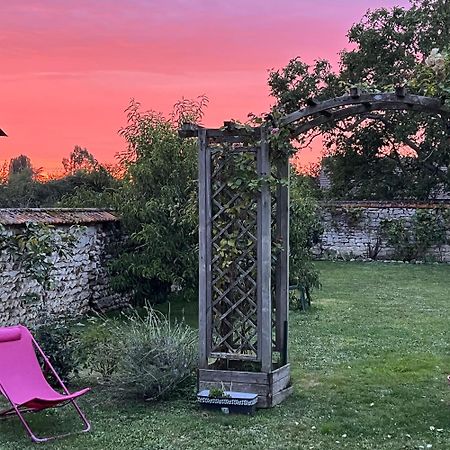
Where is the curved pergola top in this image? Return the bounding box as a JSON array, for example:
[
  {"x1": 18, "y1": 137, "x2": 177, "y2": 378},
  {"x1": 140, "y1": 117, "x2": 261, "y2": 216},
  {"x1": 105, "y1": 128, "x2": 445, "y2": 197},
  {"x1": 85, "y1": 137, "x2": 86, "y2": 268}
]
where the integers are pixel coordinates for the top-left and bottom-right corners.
[
  {"x1": 279, "y1": 87, "x2": 450, "y2": 137},
  {"x1": 179, "y1": 88, "x2": 450, "y2": 143}
]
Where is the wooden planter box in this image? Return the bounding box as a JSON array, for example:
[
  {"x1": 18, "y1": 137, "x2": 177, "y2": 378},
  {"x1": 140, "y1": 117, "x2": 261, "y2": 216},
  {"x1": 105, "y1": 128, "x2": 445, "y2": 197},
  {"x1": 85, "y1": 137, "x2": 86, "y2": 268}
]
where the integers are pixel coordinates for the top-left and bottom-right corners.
[
  {"x1": 197, "y1": 390, "x2": 258, "y2": 414},
  {"x1": 198, "y1": 363, "x2": 292, "y2": 408}
]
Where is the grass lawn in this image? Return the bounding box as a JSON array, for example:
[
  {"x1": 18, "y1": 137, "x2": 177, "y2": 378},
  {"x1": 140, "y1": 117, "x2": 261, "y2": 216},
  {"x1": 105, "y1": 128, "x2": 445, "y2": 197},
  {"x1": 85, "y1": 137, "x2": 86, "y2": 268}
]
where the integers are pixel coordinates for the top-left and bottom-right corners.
[{"x1": 0, "y1": 261, "x2": 449, "y2": 449}]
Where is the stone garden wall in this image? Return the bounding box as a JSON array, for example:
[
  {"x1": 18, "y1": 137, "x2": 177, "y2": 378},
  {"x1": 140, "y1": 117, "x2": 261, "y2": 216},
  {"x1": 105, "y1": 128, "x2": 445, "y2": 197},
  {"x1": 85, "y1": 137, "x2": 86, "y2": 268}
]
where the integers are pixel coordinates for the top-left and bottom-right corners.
[
  {"x1": 0, "y1": 209, "x2": 129, "y2": 326},
  {"x1": 314, "y1": 201, "x2": 450, "y2": 262}
]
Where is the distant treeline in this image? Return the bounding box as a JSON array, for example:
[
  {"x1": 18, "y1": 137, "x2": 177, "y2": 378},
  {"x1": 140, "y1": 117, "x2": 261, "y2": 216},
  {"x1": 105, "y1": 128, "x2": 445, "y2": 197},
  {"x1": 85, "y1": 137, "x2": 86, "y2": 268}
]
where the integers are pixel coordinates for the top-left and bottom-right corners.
[{"x1": 0, "y1": 147, "x2": 118, "y2": 208}]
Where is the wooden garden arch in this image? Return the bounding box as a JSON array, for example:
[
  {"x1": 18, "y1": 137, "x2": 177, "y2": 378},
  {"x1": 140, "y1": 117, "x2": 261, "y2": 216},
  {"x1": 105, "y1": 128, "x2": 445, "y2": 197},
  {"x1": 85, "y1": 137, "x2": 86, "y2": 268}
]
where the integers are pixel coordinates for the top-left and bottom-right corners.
[{"x1": 180, "y1": 88, "x2": 450, "y2": 408}]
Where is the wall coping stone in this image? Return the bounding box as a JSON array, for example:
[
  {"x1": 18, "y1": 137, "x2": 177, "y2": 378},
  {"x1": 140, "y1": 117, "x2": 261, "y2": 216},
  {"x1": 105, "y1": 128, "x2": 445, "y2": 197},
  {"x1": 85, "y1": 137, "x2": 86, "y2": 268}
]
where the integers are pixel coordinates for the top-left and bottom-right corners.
[
  {"x1": 0, "y1": 208, "x2": 119, "y2": 226},
  {"x1": 319, "y1": 200, "x2": 450, "y2": 209}
]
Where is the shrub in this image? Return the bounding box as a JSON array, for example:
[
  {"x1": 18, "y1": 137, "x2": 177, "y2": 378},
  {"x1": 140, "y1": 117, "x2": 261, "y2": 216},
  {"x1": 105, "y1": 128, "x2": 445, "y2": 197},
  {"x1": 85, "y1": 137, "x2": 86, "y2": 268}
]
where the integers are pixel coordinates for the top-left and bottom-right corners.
[
  {"x1": 111, "y1": 99, "x2": 201, "y2": 305},
  {"x1": 113, "y1": 307, "x2": 197, "y2": 400},
  {"x1": 77, "y1": 316, "x2": 122, "y2": 381},
  {"x1": 289, "y1": 173, "x2": 322, "y2": 293},
  {"x1": 33, "y1": 320, "x2": 80, "y2": 383}
]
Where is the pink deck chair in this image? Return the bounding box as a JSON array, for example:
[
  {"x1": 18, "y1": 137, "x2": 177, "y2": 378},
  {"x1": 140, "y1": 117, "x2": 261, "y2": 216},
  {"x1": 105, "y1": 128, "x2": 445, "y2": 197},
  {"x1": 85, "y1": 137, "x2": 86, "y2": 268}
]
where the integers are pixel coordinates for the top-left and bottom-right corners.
[{"x1": 0, "y1": 325, "x2": 90, "y2": 443}]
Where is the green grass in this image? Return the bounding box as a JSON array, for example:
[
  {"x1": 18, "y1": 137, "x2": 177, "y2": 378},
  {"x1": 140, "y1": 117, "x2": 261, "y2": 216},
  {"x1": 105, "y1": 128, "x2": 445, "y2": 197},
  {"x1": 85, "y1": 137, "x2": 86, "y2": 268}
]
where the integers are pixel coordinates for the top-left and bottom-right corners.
[{"x1": 0, "y1": 261, "x2": 449, "y2": 449}]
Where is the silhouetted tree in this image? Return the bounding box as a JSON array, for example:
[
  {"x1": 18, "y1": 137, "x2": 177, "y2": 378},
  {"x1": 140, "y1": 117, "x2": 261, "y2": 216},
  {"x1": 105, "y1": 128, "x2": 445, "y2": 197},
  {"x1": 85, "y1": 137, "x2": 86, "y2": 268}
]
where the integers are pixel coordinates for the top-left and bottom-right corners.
[
  {"x1": 62, "y1": 146, "x2": 98, "y2": 175},
  {"x1": 8, "y1": 155, "x2": 33, "y2": 179}
]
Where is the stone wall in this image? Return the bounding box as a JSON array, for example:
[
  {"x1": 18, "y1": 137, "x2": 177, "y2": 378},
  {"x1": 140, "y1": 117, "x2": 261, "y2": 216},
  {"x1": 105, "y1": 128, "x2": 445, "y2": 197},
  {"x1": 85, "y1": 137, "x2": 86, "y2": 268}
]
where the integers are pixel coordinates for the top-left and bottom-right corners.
[
  {"x1": 314, "y1": 201, "x2": 450, "y2": 262},
  {"x1": 0, "y1": 210, "x2": 129, "y2": 326}
]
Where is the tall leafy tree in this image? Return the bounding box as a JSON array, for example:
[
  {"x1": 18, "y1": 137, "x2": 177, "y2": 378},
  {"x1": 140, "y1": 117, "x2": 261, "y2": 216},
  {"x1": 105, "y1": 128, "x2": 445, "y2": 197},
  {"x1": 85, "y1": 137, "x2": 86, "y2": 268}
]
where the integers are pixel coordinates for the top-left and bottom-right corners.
[
  {"x1": 109, "y1": 98, "x2": 205, "y2": 302},
  {"x1": 269, "y1": 0, "x2": 450, "y2": 200}
]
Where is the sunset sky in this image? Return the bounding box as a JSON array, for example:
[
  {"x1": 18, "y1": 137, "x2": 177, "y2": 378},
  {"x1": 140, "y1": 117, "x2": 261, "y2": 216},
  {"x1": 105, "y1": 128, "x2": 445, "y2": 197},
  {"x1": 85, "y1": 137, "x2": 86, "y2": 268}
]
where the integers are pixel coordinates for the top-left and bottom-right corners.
[{"x1": 1, "y1": 0, "x2": 411, "y2": 173}]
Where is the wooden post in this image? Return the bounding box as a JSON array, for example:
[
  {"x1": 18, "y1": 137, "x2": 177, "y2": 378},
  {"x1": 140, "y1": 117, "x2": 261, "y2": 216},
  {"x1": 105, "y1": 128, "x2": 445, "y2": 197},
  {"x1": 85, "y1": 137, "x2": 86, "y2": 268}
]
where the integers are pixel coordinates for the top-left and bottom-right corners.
[
  {"x1": 198, "y1": 129, "x2": 210, "y2": 369},
  {"x1": 275, "y1": 157, "x2": 289, "y2": 358},
  {"x1": 257, "y1": 126, "x2": 272, "y2": 373}
]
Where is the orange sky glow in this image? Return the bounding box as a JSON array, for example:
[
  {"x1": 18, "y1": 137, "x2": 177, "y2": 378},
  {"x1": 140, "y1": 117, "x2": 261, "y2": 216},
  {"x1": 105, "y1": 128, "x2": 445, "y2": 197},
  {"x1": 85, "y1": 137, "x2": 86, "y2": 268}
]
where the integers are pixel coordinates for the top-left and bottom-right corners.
[{"x1": 1, "y1": 0, "x2": 411, "y2": 175}]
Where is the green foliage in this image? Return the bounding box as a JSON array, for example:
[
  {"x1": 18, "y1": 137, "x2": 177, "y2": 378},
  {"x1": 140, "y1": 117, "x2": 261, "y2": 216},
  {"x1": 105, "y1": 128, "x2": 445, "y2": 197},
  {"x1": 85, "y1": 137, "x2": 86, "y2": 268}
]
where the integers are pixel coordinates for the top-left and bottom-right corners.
[
  {"x1": 212, "y1": 150, "x2": 259, "y2": 275},
  {"x1": 208, "y1": 387, "x2": 230, "y2": 399},
  {"x1": 171, "y1": 95, "x2": 209, "y2": 127},
  {"x1": 410, "y1": 48, "x2": 450, "y2": 99},
  {"x1": 0, "y1": 223, "x2": 80, "y2": 303},
  {"x1": 289, "y1": 283, "x2": 312, "y2": 312},
  {"x1": 0, "y1": 155, "x2": 37, "y2": 207},
  {"x1": 77, "y1": 316, "x2": 122, "y2": 380},
  {"x1": 268, "y1": 58, "x2": 343, "y2": 114},
  {"x1": 110, "y1": 99, "x2": 200, "y2": 303},
  {"x1": 269, "y1": 0, "x2": 450, "y2": 200},
  {"x1": 381, "y1": 209, "x2": 448, "y2": 261},
  {"x1": 342, "y1": 208, "x2": 364, "y2": 227},
  {"x1": 114, "y1": 307, "x2": 197, "y2": 400},
  {"x1": 33, "y1": 319, "x2": 80, "y2": 383},
  {"x1": 56, "y1": 167, "x2": 118, "y2": 208},
  {"x1": 8, "y1": 154, "x2": 34, "y2": 177},
  {"x1": 57, "y1": 147, "x2": 118, "y2": 208},
  {"x1": 81, "y1": 306, "x2": 197, "y2": 400},
  {"x1": 289, "y1": 173, "x2": 322, "y2": 292}
]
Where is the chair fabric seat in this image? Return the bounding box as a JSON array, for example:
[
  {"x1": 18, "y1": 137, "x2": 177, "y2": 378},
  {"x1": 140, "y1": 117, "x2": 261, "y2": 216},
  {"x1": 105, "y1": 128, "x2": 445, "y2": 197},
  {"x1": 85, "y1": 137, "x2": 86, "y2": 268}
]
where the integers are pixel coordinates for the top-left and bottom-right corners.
[{"x1": 18, "y1": 387, "x2": 91, "y2": 411}]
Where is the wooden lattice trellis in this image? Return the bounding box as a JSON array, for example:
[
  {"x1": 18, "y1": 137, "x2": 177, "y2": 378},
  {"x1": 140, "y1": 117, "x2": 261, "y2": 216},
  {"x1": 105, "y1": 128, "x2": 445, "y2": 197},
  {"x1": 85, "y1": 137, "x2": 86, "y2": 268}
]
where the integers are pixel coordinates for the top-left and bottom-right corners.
[
  {"x1": 179, "y1": 88, "x2": 450, "y2": 408},
  {"x1": 190, "y1": 125, "x2": 289, "y2": 373},
  {"x1": 210, "y1": 146, "x2": 259, "y2": 359},
  {"x1": 180, "y1": 124, "x2": 290, "y2": 407}
]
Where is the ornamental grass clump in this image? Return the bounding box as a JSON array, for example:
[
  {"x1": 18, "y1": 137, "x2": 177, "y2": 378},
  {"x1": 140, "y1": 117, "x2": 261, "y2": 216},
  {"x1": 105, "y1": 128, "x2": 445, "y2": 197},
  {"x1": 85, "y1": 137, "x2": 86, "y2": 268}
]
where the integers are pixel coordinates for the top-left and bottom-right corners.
[{"x1": 112, "y1": 306, "x2": 197, "y2": 401}]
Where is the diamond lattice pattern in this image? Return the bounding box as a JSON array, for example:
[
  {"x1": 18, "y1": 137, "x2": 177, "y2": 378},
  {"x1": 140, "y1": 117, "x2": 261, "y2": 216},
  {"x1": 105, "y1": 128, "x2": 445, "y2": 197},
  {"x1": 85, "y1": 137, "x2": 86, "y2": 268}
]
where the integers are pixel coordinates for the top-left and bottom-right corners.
[{"x1": 210, "y1": 148, "x2": 259, "y2": 358}]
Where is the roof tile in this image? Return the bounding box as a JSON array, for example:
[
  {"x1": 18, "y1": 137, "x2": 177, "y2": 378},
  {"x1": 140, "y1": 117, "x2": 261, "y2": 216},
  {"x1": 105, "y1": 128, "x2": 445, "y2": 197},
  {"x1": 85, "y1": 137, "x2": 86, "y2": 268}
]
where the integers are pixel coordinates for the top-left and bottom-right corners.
[{"x1": 0, "y1": 209, "x2": 120, "y2": 226}]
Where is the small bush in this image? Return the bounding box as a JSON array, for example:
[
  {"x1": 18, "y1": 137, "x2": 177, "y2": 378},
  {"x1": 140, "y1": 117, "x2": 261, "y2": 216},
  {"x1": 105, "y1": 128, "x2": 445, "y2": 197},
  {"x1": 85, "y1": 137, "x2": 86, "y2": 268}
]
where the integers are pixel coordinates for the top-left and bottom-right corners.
[
  {"x1": 113, "y1": 307, "x2": 197, "y2": 400},
  {"x1": 78, "y1": 316, "x2": 122, "y2": 381},
  {"x1": 33, "y1": 320, "x2": 80, "y2": 383},
  {"x1": 289, "y1": 173, "x2": 322, "y2": 293}
]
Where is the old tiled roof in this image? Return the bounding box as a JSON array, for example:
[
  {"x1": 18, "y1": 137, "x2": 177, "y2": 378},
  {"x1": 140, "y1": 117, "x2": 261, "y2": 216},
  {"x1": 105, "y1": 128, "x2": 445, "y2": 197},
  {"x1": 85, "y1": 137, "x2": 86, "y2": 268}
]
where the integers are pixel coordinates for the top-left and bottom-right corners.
[{"x1": 0, "y1": 209, "x2": 120, "y2": 226}]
